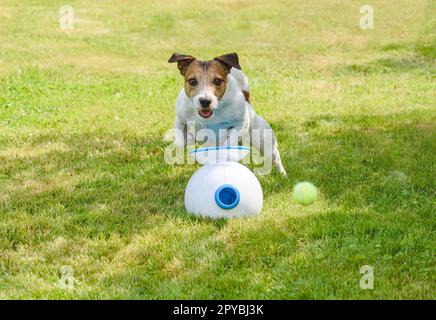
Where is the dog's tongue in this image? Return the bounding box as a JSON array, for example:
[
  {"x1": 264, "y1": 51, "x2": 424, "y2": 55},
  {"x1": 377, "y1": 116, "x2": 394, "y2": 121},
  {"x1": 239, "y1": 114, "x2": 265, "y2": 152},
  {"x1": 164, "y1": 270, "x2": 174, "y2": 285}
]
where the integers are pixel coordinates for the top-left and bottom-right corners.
[{"x1": 199, "y1": 109, "x2": 213, "y2": 118}]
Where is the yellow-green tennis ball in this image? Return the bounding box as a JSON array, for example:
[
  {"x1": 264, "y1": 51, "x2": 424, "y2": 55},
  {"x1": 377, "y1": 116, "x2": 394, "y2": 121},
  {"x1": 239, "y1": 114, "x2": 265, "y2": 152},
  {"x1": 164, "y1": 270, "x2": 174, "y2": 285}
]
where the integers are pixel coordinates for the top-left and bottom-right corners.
[{"x1": 293, "y1": 182, "x2": 318, "y2": 205}]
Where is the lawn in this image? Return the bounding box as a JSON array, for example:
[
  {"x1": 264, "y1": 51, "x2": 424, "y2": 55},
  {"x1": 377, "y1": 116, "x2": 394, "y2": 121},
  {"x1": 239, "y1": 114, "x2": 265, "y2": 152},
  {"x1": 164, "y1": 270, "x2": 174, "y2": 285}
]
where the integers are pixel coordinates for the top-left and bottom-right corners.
[{"x1": 0, "y1": 0, "x2": 435, "y2": 299}]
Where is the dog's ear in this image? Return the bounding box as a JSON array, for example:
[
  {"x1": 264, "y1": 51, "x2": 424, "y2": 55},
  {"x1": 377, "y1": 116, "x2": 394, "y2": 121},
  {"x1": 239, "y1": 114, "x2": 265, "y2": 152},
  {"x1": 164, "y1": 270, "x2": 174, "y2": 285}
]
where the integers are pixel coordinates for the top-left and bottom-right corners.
[
  {"x1": 214, "y1": 52, "x2": 241, "y2": 73},
  {"x1": 168, "y1": 53, "x2": 196, "y2": 75}
]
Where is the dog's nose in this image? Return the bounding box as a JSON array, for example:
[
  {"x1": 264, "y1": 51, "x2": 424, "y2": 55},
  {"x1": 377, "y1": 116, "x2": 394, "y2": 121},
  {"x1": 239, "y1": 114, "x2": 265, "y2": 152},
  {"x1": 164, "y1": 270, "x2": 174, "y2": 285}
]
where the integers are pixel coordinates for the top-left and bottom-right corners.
[{"x1": 199, "y1": 98, "x2": 211, "y2": 108}]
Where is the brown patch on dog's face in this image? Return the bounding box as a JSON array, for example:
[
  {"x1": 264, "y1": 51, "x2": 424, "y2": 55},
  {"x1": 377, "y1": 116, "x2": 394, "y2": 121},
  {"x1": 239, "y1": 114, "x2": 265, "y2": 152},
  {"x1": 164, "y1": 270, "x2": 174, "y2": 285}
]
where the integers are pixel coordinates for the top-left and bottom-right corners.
[
  {"x1": 169, "y1": 52, "x2": 242, "y2": 118},
  {"x1": 183, "y1": 60, "x2": 228, "y2": 99},
  {"x1": 180, "y1": 61, "x2": 228, "y2": 118}
]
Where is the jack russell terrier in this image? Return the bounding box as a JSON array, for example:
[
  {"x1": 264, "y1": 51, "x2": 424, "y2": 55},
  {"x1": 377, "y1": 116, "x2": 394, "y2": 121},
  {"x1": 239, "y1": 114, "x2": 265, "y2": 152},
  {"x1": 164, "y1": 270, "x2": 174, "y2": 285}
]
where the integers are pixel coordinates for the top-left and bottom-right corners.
[{"x1": 168, "y1": 52, "x2": 286, "y2": 176}]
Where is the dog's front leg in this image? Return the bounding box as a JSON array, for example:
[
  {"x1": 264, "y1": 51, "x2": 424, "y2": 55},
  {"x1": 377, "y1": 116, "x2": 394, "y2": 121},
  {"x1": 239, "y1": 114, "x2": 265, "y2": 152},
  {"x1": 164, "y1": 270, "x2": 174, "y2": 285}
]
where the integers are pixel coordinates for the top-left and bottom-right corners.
[
  {"x1": 174, "y1": 117, "x2": 187, "y2": 148},
  {"x1": 251, "y1": 116, "x2": 287, "y2": 176},
  {"x1": 223, "y1": 115, "x2": 250, "y2": 146},
  {"x1": 224, "y1": 127, "x2": 240, "y2": 146}
]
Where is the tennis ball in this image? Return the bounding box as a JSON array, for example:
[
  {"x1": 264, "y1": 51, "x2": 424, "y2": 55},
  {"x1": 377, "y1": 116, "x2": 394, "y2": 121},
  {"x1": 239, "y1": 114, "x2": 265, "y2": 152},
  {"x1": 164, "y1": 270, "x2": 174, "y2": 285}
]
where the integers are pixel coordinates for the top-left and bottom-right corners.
[{"x1": 292, "y1": 181, "x2": 318, "y2": 205}]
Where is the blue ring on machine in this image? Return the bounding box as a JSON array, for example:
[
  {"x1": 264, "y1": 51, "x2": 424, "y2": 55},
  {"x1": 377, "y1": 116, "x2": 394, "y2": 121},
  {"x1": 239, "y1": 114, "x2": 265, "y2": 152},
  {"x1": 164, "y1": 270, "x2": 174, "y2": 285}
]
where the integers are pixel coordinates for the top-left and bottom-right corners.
[{"x1": 215, "y1": 184, "x2": 240, "y2": 210}]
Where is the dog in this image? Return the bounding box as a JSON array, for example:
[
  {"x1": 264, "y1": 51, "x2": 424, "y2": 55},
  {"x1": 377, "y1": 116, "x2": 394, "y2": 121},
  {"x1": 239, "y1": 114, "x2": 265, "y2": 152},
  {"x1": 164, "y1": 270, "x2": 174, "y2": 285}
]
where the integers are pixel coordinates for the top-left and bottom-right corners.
[{"x1": 168, "y1": 52, "x2": 286, "y2": 176}]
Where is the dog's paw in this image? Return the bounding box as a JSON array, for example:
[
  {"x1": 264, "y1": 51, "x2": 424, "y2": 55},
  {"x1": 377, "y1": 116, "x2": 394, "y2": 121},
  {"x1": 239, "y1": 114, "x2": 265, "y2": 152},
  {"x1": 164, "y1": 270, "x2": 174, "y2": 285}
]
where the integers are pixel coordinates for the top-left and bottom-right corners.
[
  {"x1": 186, "y1": 132, "x2": 196, "y2": 146},
  {"x1": 174, "y1": 137, "x2": 186, "y2": 149},
  {"x1": 274, "y1": 161, "x2": 287, "y2": 177}
]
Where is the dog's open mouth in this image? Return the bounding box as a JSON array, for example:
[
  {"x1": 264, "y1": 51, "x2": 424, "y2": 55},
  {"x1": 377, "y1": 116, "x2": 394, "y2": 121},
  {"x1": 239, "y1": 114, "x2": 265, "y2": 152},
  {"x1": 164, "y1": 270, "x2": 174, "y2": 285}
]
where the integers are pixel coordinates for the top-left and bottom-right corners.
[{"x1": 199, "y1": 109, "x2": 213, "y2": 118}]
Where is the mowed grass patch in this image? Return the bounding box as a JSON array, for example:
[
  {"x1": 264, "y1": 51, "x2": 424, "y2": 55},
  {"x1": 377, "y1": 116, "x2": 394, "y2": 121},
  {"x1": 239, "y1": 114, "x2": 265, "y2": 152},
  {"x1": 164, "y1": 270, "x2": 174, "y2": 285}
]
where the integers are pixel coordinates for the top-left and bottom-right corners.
[{"x1": 0, "y1": 0, "x2": 435, "y2": 299}]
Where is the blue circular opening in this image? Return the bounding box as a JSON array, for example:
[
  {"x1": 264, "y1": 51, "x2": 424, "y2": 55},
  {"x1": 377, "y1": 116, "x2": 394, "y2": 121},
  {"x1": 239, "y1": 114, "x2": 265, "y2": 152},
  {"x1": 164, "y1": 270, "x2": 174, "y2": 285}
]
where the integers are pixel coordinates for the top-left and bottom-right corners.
[{"x1": 215, "y1": 184, "x2": 240, "y2": 210}]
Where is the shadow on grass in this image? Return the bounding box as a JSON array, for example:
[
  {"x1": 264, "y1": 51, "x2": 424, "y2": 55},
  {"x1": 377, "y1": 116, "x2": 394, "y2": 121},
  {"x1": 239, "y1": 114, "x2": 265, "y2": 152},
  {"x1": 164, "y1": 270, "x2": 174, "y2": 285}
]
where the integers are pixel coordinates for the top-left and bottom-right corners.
[
  {"x1": 1, "y1": 117, "x2": 435, "y2": 214},
  {"x1": 337, "y1": 55, "x2": 433, "y2": 75},
  {"x1": 1, "y1": 113, "x2": 434, "y2": 298},
  {"x1": 336, "y1": 38, "x2": 435, "y2": 75},
  {"x1": 1, "y1": 113, "x2": 434, "y2": 242},
  {"x1": 267, "y1": 113, "x2": 435, "y2": 213},
  {"x1": 0, "y1": 130, "x2": 236, "y2": 246}
]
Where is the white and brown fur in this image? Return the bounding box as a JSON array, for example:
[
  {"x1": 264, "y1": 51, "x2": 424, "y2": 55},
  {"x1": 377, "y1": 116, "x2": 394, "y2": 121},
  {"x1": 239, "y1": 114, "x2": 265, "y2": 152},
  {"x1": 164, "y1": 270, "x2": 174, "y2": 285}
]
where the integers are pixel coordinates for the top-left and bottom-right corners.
[{"x1": 169, "y1": 52, "x2": 286, "y2": 176}]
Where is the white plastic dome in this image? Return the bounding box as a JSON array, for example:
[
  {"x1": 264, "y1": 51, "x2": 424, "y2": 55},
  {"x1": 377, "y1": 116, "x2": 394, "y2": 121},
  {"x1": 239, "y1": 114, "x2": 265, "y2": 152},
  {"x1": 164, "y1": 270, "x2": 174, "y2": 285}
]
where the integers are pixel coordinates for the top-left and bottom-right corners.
[{"x1": 184, "y1": 146, "x2": 263, "y2": 219}]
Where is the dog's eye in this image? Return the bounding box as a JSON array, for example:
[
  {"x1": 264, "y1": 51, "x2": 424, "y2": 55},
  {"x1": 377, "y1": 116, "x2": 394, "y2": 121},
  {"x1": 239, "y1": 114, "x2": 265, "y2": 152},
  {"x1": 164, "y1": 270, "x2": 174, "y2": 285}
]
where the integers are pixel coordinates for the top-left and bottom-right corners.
[
  {"x1": 188, "y1": 79, "x2": 198, "y2": 86},
  {"x1": 213, "y1": 78, "x2": 223, "y2": 86}
]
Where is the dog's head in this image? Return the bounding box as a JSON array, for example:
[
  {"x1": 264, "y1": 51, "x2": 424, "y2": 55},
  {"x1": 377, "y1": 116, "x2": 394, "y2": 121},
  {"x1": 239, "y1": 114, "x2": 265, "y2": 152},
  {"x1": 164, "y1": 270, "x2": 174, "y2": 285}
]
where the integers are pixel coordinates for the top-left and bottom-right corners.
[{"x1": 168, "y1": 52, "x2": 241, "y2": 119}]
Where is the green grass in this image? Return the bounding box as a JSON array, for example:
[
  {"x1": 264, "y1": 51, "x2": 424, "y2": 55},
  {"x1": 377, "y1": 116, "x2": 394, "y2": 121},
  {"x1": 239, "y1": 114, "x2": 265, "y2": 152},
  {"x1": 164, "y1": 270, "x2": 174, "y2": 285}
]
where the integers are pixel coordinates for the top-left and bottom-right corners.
[{"x1": 0, "y1": 0, "x2": 435, "y2": 299}]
